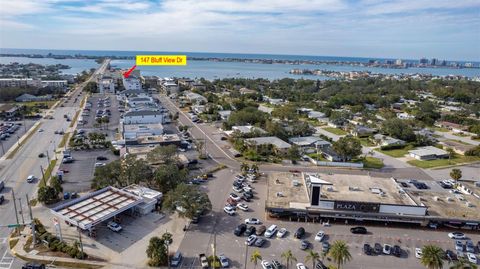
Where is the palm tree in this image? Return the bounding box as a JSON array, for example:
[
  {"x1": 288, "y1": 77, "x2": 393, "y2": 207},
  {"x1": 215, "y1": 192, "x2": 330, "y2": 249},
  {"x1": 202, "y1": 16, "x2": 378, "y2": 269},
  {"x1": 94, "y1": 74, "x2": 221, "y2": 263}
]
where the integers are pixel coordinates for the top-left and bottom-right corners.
[
  {"x1": 250, "y1": 250, "x2": 262, "y2": 269},
  {"x1": 251, "y1": 163, "x2": 259, "y2": 174},
  {"x1": 420, "y1": 245, "x2": 444, "y2": 269},
  {"x1": 446, "y1": 147, "x2": 455, "y2": 163},
  {"x1": 281, "y1": 250, "x2": 297, "y2": 269},
  {"x1": 450, "y1": 257, "x2": 478, "y2": 269},
  {"x1": 450, "y1": 168, "x2": 462, "y2": 183},
  {"x1": 328, "y1": 240, "x2": 352, "y2": 269},
  {"x1": 305, "y1": 249, "x2": 320, "y2": 268}
]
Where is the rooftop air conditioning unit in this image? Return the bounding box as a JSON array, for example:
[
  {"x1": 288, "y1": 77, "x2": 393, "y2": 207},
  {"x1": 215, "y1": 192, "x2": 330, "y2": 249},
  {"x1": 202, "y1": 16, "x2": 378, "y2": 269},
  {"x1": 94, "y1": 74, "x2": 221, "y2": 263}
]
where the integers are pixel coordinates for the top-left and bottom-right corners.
[
  {"x1": 446, "y1": 197, "x2": 454, "y2": 202},
  {"x1": 292, "y1": 180, "x2": 300, "y2": 187},
  {"x1": 327, "y1": 186, "x2": 334, "y2": 192}
]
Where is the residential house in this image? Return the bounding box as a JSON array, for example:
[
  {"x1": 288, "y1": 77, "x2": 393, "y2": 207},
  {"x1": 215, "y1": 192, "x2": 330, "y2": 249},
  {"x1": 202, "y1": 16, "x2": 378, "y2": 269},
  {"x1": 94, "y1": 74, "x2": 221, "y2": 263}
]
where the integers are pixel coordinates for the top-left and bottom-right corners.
[
  {"x1": 436, "y1": 121, "x2": 468, "y2": 133},
  {"x1": 351, "y1": 125, "x2": 377, "y2": 137},
  {"x1": 239, "y1": 87, "x2": 256, "y2": 95},
  {"x1": 373, "y1": 134, "x2": 405, "y2": 147},
  {"x1": 439, "y1": 140, "x2": 475, "y2": 155},
  {"x1": 225, "y1": 125, "x2": 266, "y2": 137},
  {"x1": 397, "y1": 112, "x2": 415, "y2": 120},
  {"x1": 15, "y1": 93, "x2": 53, "y2": 102},
  {"x1": 288, "y1": 136, "x2": 331, "y2": 153},
  {"x1": 245, "y1": 136, "x2": 291, "y2": 153},
  {"x1": 122, "y1": 77, "x2": 142, "y2": 91},
  {"x1": 320, "y1": 146, "x2": 343, "y2": 162},
  {"x1": 191, "y1": 105, "x2": 206, "y2": 114},
  {"x1": 218, "y1": 110, "x2": 231, "y2": 121},
  {"x1": 258, "y1": 104, "x2": 274, "y2": 114},
  {"x1": 307, "y1": 111, "x2": 326, "y2": 120},
  {"x1": 184, "y1": 91, "x2": 207, "y2": 104},
  {"x1": 408, "y1": 146, "x2": 449, "y2": 160}
]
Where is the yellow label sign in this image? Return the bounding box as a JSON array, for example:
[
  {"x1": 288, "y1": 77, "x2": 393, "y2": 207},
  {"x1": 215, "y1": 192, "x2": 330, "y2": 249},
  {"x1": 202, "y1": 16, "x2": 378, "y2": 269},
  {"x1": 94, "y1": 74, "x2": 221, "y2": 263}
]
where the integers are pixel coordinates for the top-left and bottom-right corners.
[{"x1": 136, "y1": 55, "x2": 187, "y2": 66}]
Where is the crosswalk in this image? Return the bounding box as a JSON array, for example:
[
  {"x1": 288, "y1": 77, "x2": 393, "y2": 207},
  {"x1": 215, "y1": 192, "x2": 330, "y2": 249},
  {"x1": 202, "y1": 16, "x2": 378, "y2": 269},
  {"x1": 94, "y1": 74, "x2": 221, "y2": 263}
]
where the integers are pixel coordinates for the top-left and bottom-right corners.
[{"x1": 0, "y1": 249, "x2": 14, "y2": 269}]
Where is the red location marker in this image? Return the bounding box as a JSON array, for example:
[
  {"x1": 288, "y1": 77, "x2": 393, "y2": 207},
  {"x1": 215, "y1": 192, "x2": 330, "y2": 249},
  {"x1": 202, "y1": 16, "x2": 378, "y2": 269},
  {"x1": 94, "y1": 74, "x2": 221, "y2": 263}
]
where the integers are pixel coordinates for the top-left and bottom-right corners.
[{"x1": 123, "y1": 65, "x2": 137, "y2": 78}]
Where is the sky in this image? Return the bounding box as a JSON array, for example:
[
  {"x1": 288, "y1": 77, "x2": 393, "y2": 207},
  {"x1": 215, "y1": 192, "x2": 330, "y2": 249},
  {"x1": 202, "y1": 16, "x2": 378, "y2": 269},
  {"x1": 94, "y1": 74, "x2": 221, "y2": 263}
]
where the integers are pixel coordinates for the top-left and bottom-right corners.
[{"x1": 0, "y1": 0, "x2": 479, "y2": 61}]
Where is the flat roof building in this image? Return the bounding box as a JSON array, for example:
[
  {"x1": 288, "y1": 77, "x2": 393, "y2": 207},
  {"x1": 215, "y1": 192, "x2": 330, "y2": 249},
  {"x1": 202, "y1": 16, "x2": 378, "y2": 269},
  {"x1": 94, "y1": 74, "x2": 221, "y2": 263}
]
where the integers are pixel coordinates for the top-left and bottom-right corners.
[
  {"x1": 245, "y1": 136, "x2": 291, "y2": 150},
  {"x1": 409, "y1": 146, "x2": 449, "y2": 160}
]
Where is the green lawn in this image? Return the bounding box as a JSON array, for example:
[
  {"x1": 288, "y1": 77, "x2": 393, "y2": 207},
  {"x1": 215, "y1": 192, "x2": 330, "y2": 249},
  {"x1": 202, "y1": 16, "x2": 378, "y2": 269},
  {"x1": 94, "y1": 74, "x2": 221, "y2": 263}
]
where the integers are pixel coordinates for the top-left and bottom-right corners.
[
  {"x1": 376, "y1": 144, "x2": 415, "y2": 158},
  {"x1": 432, "y1": 127, "x2": 449, "y2": 132},
  {"x1": 359, "y1": 137, "x2": 375, "y2": 147},
  {"x1": 453, "y1": 132, "x2": 470, "y2": 137},
  {"x1": 407, "y1": 155, "x2": 480, "y2": 169},
  {"x1": 18, "y1": 100, "x2": 57, "y2": 108},
  {"x1": 323, "y1": 127, "x2": 348, "y2": 136},
  {"x1": 362, "y1": 157, "x2": 384, "y2": 169},
  {"x1": 307, "y1": 153, "x2": 329, "y2": 162}
]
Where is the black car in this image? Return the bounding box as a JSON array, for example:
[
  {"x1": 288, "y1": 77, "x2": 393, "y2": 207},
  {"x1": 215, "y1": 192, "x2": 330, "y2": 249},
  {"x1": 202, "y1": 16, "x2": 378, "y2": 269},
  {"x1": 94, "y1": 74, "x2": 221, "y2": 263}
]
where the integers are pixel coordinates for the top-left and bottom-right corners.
[
  {"x1": 392, "y1": 245, "x2": 402, "y2": 257},
  {"x1": 400, "y1": 182, "x2": 409, "y2": 188},
  {"x1": 22, "y1": 264, "x2": 45, "y2": 269},
  {"x1": 234, "y1": 224, "x2": 247, "y2": 236},
  {"x1": 243, "y1": 192, "x2": 253, "y2": 199},
  {"x1": 374, "y1": 243, "x2": 382, "y2": 255},
  {"x1": 363, "y1": 243, "x2": 372, "y2": 255},
  {"x1": 254, "y1": 238, "x2": 266, "y2": 247},
  {"x1": 350, "y1": 226, "x2": 367, "y2": 234},
  {"x1": 445, "y1": 250, "x2": 458, "y2": 261},
  {"x1": 272, "y1": 260, "x2": 282, "y2": 269},
  {"x1": 96, "y1": 156, "x2": 108, "y2": 161},
  {"x1": 241, "y1": 196, "x2": 251, "y2": 202},
  {"x1": 315, "y1": 261, "x2": 328, "y2": 269},
  {"x1": 245, "y1": 226, "x2": 256, "y2": 236},
  {"x1": 294, "y1": 227, "x2": 305, "y2": 239},
  {"x1": 0, "y1": 195, "x2": 4, "y2": 205}
]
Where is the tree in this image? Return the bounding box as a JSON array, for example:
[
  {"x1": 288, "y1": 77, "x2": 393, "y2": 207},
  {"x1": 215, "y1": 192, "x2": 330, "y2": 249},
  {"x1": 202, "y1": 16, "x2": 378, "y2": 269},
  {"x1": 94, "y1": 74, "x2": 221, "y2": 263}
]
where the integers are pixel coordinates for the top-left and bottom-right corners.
[
  {"x1": 120, "y1": 155, "x2": 153, "y2": 186},
  {"x1": 446, "y1": 147, "x2": 455, "y2": 163},
  {"x1": 328, "y1": 240, "x2": 352, "y2": 269},
  {"x1": 332, "y1": 137, "x2": 362, "y2": 162},
  {"x1": 420, "y1": 245, "x2": 444, "y2": 269},
  {"x1": 281, "y1": 250, "x2": 297, "y2": 269},
  {"x1": 153, "y1": 163, "x2": 188, "y2": 193},
  {"x1": 50, "y1": 176, "x2": 63, "y2": 194},
  {"x1": 37, "y1": 186, "x2": 58, "y2": 204},
  {"x1": 285, "y1": 145, "x2": 301, "y2": 161},
  {"x1": 240, "y1": 162, "x2": 250, "y2": 175},
  {"x1": 146, "y1": 145, "x2": 178, "y2": 164},
  {"x1": 162, "y1": 183, "x2": 212, "y2": 219},
  {"x1": 381, "y1": 118, "x2": 416, "y2": 141},
  {"x1": 250, "y1": 250, "x2": 262, "y2": 269},
  {"x1": 146, "y1": 236, "x2": 168, "y2": 267},
  {"x1": 450, "y1": 168, "x2": 462, "y2": 183},
  {"x1": 91, "y1": 160, "x2": 122, "y2": 189},
  {"x1": 305, "y1": 249, "x2": 320, "y2": 268}
]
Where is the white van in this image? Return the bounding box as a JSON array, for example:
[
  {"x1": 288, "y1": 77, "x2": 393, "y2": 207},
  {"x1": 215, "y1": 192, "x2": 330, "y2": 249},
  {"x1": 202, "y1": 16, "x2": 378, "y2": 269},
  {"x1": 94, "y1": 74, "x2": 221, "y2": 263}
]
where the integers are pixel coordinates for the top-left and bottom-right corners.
[{"x1": 265, "y1": 224, "x2": 277, "y2": 238}]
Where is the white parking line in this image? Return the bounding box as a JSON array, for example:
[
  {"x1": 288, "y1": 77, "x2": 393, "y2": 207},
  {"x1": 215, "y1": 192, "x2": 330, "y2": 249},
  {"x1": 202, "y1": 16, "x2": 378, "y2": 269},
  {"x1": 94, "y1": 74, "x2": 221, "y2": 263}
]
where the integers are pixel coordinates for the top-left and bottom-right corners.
[{"x1": 0, "y1": 238, "x2": 6, "y2": 244}]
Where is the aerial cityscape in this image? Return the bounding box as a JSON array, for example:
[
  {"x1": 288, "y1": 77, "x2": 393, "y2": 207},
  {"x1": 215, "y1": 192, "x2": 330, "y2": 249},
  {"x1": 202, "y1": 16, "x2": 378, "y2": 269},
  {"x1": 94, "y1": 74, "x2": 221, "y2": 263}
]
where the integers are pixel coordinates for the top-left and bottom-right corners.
[{"x1": 0, "y1": 1, "x2": 479, "y2": 269}]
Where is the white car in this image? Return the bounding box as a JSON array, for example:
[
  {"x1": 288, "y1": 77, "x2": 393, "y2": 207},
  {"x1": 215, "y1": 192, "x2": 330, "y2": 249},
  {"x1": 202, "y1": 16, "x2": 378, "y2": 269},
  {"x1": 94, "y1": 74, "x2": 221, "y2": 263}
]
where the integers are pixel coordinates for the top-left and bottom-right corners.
[
  {"x1": 229, "y1": 193, "x2": 241, "y2": 202},
  {"x1": 219, "y1": 254, "x2": 229, "y2": 268},
  {"x1": 233, "y1": 186, "x2": 243, "y2": 193},
  {"x1": 224, "y1": 207, "x2": 235, "y2": 216},
  {"x1": 237, "y1": 203, "x2": 249, "y2": 211},
  {"x1": 261, "y1": 260, "x2": 273, "y2": 269},
  {"x1": 415, "y1": 248, "x2": 423, "y2": 259},
  {"x1": 296, "y1": 263, "x2": 307, "y2": 269},
  {"x1": 467, "y1": 253, "x2": 477, "y2": 264},
  {"x1": 245, "y1": 218, "x2": 261, "y2": 225},
  {"x1": 94, "y1": 162, "x2": 106, "y2": 167},
  {"x1": 383, "y1": 244, "x2": 392, "y2": 255},
  {"x1": 265, "y1": 225, "x2": 278, "y2": 238},
  {"x1": 224, "y1": 204, "x2": 236, "y2": 211},
  {"x1": 448, "y1": 232, "x2": 466, "y2": 239},
  {"x1": 315, "y1": 231, "x2": 325, "y2": 242},
  {"x1": 246, "y1": 235, "x2": 257, "y2": 246},
  {"x1": 26, "y1": 175, "x2": 36, "y2": 183},
  {"x1": 277, "y1": 228, "x2": 287, "y2": 238},
  {"x1": 235, "y1": 175, "x2": 245, "y2": 181},
  {"x1": 243, "y1": 185, "x2": 253, "y2": 192},
  {"x1": 107, "y1": 221, "x2": 122, "y2": 232}
]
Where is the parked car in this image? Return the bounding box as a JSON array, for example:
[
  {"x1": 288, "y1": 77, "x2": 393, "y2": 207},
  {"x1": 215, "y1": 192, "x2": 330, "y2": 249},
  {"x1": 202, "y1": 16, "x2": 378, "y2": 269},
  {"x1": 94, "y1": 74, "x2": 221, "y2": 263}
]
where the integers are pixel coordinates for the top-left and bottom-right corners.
[
  {"x1": 455, "y1": 240, "x2": 464, "y2": 252},
  {"x1": 256, "y1": 225, "x2": 267, "y2": 236},
  {"x1": 322, "y1": 241, "x2": 330, "y2": 253},
  {"x1": 224, "y1": 206, "x2": 235, "y2": 216},
  {"x1": 229, "y1": 193, "x2": 241, "y2": 202},
  {"x1": 245, "y1": 218, "x2": 261, "y2": 225},
  {"x1": 261, "y1": 260, "x2": 274, "y2": 269},
  {"x1": 22, "y1": 263, "x2": 45, "y2": 269},
  {"x1": 245, "y1": 226, "x2": 256, "y2": 236},
  {"x1": 255, "y1": 238, "x2": 266, "y2": 247},
  {"x1": 96, "y1": 156, "x2": 108, "y2": 161},
  {"x1": 277, "y1": 228, "x2": 287, "y2": 238},
  {"x1": 246, "y1": 235, "x2": 257, "y2": 246},
  {"x1": 107, "y1": 221, "x2": 122, "y2": 232},
  {"x1": 294, "y1": 227, "x2": 305, "y2": 239},
  {"x1": 170, "y1": 251, "x2": 182, "y2": 267},
  {"x1": 219, "y1": 254, "x2": 229, "y2": 268},
  {"x1": 62, "y1": 156, "x2": 74, "y2": 163},
  {"x1": 0, "y1": 180, "x2": 4, "y2": 191},
  {"x1": 350, "y1": 226, "x2": 367, "y2": 234},
  {"x1": 466, "y1": 240, "x2": 475, "y2": 253},
  {"x1": 383, "y1": 244, "x2": 392, "y2": 255},
  {"x1": 446, "y1": 249, "x2": 458, "y2": 261},
  {"x1": 0, "y1": 195, "x2": 4, "y2": 205},
  {"x1": 374, "y1": 243, "x2": 382, "y2": 255},
  {"x1": 271, "y1": 260, "x2": 281, "y2": 269},
  {"x1": 449, "y1": 232, "x2": 466, "y2": 239},
  {"x1": 243, "y1": 192, "x2": 253, "y2": 199},
  {"x1": 265, "y1": 225, "x2": 278, "y2": 238},
  {"x1": 363, "y1": 243, "x2": 372, "y2": 255},
  {"x1": 315, "y1": 231, "x2": 325, "y2": 242},
  {"x1": 300, "y1": 240, "x2": 310, "y2": 250},
  {"x1": 392, "y1": 245, "x2": 402, "y2": 257},
  {"x1": 38, "y1": 153, "x2": 45, "y2": 158},
  {"x1": 467, "y1": 252, "x2": 477, "y2": 264},
  {"x1": 296, "y1": 263, "x2": 307, "y2": 269},
  {"x1": 415, "y1": 248, "x2": 423, "y2": 259},
  {"x1": 94, "y1": 162, "x2": 106, "y2": 167},
  {"x1": 234, "y1": 224, "x2": 247, "y2": 236}
]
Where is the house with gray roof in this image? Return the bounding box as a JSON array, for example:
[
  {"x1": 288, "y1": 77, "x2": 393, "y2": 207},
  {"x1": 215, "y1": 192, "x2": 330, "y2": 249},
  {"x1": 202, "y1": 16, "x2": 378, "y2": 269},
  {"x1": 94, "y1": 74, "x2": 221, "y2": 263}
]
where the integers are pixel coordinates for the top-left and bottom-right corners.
[
  {"x1": 409, "y1": 146, "x2": 449, "y2": 160},
  {"x1": 245, "y1": 136, "x2": 291, "y2": 153}
]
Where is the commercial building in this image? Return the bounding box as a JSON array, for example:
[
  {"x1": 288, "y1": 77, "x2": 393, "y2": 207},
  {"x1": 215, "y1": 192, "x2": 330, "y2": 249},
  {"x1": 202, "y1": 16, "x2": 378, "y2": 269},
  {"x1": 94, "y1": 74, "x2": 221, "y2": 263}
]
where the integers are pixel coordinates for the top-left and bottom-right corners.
[
  {"x1": 51, "y1": 186, "x2": 144, "y2": 231},
  {"x1": 122, "y1": 184, "x2": 162, "y2": 215},
  {"x1": 0, "y1": 78, "x2": 42, "y2": 88},
  {"x1": 41, "y1": 80, "x2": 68, "y2": 88},
  {"x1": 266, "y1": 172, "x2": 480, "y2": 228},
  {"x1": 123, "y1": 123, "x2": 164, "y2": 140},
  {"x1": 98, "y1": 77, "x2": 115, "y2": 93},
  {"x1": 122, "y1": 77, "x2": 142, "y2": 91},
  {"x1": 126, "y1": 96, "x2": 156, "y2": 108},
  {"x1": 245, "y1": 136, "x2": 291, "y2": 152},
  {"x1": 409, "y1": 146, "x2": 449, "y2": 160},
  {"x1": 15, "y1": 93, "x2": 53, "y2": 102},
  {"x1": 123, "y1": 110, "x2": 165, "y2": 125}
]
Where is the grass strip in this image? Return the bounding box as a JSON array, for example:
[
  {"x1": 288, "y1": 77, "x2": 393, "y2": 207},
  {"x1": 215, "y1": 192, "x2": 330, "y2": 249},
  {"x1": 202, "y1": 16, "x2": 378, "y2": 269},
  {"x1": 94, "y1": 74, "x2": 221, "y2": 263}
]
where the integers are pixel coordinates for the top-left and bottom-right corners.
[{"x1": 6, "y1": 123, "x2": 42, "y2": 159}]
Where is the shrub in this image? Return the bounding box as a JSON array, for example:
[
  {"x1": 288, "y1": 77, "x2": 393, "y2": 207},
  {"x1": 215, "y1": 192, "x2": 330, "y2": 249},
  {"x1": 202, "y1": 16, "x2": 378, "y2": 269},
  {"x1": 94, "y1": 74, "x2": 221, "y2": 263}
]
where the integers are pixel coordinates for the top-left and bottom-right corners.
[{"x1": 380, "y1": 144, "x2": 406, "y2": 150}]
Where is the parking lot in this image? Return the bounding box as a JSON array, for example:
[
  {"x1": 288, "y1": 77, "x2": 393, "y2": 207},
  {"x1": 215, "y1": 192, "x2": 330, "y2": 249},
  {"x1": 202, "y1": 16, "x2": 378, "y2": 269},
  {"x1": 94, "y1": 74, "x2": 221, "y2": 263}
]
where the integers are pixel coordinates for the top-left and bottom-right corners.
[
  {"x1": 0, "y1": 119, "x2": 36, "y2": 157},
  {"x1": 174, "y1": 169, "x2": 480, "y2": 269},
  {"x1": 79, "y1": 93, "x2": 121, "y2": 140},
  {"x1": 59, "y1": 148, "x2": 118, "y2": 193}
]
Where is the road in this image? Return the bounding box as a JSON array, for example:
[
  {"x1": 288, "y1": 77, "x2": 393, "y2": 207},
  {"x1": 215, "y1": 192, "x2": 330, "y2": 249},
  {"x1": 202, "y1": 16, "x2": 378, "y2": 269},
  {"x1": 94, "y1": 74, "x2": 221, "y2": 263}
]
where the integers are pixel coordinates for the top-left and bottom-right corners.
[
  {"x1": 434, "y1": 131, "x2": 479, "y2": 146},
  {"x1": 0, "y1": 60, "x2": 109, "y2": 269}
]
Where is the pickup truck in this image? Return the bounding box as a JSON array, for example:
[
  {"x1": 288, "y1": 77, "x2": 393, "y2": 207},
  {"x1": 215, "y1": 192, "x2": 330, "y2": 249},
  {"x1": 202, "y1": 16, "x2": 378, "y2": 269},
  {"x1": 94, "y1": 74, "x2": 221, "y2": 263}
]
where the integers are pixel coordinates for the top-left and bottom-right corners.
[{"x1": 199, "y1": 253, "x2": 209, "y2": 268}]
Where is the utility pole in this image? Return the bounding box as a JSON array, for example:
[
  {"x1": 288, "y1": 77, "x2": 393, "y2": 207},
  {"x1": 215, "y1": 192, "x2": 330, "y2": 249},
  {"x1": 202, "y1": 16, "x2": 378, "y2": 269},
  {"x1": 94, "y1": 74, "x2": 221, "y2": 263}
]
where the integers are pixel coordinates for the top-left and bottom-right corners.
[
  {"x1": 26, "y1": 194, "x2": 36, "y2": 246},
  {"x1": 212, "y1": 233, "x2": 216, "y2": 267},
  {"x1": 11, "y1": 190, "x2": 20, "y2": 233},
  {"x1": 244, "y1": 244, "x2": 248, "y2": 269},
  {"x1": 18, "y1": 198, "x2": 25, "y2": 224},
  {"x1": 40, "y1": 165, "x2": 46, "y2": 185}
]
